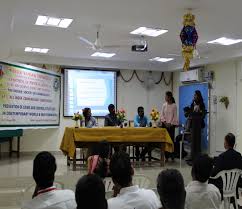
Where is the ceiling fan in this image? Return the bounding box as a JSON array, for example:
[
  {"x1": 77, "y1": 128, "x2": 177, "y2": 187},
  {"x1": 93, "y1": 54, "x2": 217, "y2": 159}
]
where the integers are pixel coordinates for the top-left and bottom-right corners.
[{"x1": 78, "y1": 24, "x2": 129, "y2": 50}]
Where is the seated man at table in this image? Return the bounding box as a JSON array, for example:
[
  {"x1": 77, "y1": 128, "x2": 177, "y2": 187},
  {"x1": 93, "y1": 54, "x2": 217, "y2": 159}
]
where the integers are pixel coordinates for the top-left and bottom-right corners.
[
  {"x1": 134, "y1": 106, "x2": 151, "y2": 161},
  {"x1": 108, "y1": 151, "x2": 161, "y2": 209},
  {"x1": 22, "y1": 151, "x2": 76, "y2": 209},
  {"x1": 104, "y1": 104, "x2": 124, "y2": 152},
  {"x1": 104, "y1": 104, "x2": 121, "y2": 127}
]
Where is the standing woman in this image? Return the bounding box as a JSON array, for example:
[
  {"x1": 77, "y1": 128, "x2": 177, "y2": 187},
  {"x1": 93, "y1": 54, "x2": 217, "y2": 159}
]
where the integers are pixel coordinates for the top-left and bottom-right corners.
[
  {"x1": 187, "y1": 90, "x2": 206, "y2": 164},
  {"x1": 160, "y1": 91, "x2": 178, "y2": 161},
  {"x1": 82, "y1": 107, "x2": 97, "y2": 128},
  {"x1": 190, "y1": 90, "x2": 206, "y2": 124}
]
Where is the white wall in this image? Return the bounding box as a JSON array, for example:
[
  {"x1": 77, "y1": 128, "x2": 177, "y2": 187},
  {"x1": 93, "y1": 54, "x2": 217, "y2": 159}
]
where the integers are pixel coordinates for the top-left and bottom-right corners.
[
  {"x1": 1, "y1": 69, "x2": 172, "y2": 152},
  {"x1": 173, "y1": 60, "x2": 242, "y2": 156}
]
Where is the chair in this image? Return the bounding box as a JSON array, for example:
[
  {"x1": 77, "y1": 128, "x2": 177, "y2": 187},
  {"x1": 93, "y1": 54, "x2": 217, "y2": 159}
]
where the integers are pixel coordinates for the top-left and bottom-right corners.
[
  {"x1": 133, "y1": 174, "x2": 151, "y2": 189},
  {"x1": 103, "y1": 178, "x2": 114, "y2": 192},
  {"x1": 103, "y1": 175, "x2": 151, "y2": 193},
  {"x1": 210, "y1": 169, "x2": 242, "y2": 209},
  {"x1": 179, "y1": 125, "x2": 191, "y2": 169}
]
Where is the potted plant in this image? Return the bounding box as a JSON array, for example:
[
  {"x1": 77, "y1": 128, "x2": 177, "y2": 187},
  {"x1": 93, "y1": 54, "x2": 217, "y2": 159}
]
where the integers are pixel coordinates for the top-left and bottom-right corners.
[
  {"x1": 72, "y1": 112, "x2": 83, "y2": 128},
  {"x1": 219, "y1": 96, "x2": 229, "y2": 109},
  {"x1": 150, "y1": 108, "x2": 160, "y2": 127}
]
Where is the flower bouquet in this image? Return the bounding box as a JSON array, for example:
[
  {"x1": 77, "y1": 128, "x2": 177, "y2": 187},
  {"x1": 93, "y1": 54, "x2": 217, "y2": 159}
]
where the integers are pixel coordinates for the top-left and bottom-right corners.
[
  {"x1": 150, "y1": 108, "x2": 160, "y2": 127},
  {"x1": 117, "y1": 108, "x2": 127, "y2": 127},
  {"x1": 72, "y1": 112, "x2": 83, "y2": 128}
]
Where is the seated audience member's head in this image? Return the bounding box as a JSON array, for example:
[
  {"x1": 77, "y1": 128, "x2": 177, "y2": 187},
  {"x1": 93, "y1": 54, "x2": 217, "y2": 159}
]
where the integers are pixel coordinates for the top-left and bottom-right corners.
[
  {"x1": 157, "y1": 169, "x2": 186, "y2": 209},
  {"x1": 75, "y1": 174, "x2": 107, "y2": 209},
  {"x1": 137, "y1": 106, "x2": 144, "y2": 118},
  {"x1": 33, "y1": 151, "x2": 57, "y2": 189},
  {"x1": 83, "y1": 107, "x2": 91, "y2": 119},
  {"x1": 191, "y1": 154, "x2": 213, "y2": 183},
  {"x1": 108, "y1": 104, "x2": 115, "y2": 115},
  {"x1": 224, "y1": 133, "x2": 236, "y2": 150},
  {"x1": 110, "y1": 151, "x2": 133, "y2": 188},
  {"x1": 92, "y1": 141, "x2": 110, "y2": 158}
]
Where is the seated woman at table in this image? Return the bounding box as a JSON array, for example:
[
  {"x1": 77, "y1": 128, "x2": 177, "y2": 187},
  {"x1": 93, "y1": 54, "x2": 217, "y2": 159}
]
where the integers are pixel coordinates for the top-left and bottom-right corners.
[
  {"x1": 87, "y1": 141, "x2": 111, "y2": 178},
  {"x1": 83, "y1": 107, "x2": 97, "y2": 128}
]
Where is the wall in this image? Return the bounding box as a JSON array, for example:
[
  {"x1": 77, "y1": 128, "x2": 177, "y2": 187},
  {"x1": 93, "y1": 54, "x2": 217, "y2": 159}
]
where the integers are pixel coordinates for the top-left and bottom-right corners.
[
  {"x1": 1, "y1": 69, "x2": 172, "y2": 152},
  {"x1": 173, "y1": 60, "x2": 242, "y2": 156}
]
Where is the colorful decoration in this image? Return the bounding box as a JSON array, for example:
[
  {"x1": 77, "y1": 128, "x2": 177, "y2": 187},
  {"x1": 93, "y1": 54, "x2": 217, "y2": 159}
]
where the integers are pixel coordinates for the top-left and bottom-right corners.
[
  {"x1": 116, "y1": 108, "x2": 126, "y2": 123},
  {"x1": 150, "y1": 108, "x2": 159, "y2": 121},
  {"x1": 180, "y1": 12, "x2": 198, "y2": 71},
  {"x1": 72, "y1": 112, "x2": 83, "y2": 128},
  {"x1": 219, "y1": 96, "x2": 229, "y2": 109}
]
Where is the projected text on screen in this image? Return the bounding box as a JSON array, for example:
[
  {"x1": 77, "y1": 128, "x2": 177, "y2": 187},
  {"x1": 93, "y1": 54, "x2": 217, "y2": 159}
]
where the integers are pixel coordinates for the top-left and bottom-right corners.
[{"x1": 64, "y1": 69, "x2": 116, "y2": 117}]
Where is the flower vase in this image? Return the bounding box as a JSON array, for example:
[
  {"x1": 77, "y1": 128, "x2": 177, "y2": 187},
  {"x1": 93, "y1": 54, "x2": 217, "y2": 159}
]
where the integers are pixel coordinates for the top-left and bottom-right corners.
[
  {"x1": 75, "y1": 120, "x2": 79, "y2": 128},
  {"x1": 153, "y1": 120, "x2": 158, "y2": 128}
]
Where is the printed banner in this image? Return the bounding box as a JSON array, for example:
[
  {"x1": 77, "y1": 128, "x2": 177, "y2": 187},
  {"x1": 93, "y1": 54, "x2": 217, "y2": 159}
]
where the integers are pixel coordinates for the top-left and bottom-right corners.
[{"x1": 0, "y1": 62, "x2": 61, "y2": 127}]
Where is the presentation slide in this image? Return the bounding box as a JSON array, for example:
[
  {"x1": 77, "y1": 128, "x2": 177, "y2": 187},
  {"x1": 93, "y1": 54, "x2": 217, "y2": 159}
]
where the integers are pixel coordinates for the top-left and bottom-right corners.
[{"x1": 64, "y1": 69, "x2": 116, "y2": 117}]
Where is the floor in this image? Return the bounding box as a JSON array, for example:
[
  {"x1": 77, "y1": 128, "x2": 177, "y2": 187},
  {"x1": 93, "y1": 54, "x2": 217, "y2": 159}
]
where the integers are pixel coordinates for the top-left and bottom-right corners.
[{"x1": 0, "y1": 153, "x2": 241, "y2": 208}]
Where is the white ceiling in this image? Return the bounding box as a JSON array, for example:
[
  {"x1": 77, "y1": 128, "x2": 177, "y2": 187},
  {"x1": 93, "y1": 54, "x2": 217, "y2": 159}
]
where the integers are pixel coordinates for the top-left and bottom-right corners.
[{"x1": 1, "y1": 0, "x2": 242, "y2": 71}]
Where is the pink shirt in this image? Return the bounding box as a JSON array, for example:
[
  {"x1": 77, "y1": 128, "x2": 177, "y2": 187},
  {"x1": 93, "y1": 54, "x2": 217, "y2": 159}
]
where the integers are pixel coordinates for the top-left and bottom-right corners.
[{"x1": 160, "y1": 102, "x2": 178, "y2": 125}]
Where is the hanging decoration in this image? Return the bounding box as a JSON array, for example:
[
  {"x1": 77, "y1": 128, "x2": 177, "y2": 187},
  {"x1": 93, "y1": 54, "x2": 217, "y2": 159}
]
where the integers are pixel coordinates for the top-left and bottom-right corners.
[{"x1": 180, "y1": 12, "x2": 198, "y2": 71}]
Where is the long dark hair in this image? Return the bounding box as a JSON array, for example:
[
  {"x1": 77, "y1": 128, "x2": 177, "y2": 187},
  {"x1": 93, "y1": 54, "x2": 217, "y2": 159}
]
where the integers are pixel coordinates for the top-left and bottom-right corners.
[
  {"x1": 194, "y1": 90, "x2": 204, "y2": 105},
  {"x1": 166, "y1": 91, "x2": 175, "y2": 104}
]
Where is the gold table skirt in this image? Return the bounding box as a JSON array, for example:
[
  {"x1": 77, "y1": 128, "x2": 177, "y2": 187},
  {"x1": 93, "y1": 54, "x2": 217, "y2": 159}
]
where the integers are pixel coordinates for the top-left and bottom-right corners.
[{"x1": 60, "y1": 127, "x2": 174, "y2": 158}]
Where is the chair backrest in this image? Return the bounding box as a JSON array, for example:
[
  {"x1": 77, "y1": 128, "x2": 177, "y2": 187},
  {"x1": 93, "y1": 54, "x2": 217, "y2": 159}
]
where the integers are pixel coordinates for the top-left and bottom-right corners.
[
  {"x1": 103, "y1": 178, "x2": 114, "y2": 192},
  {"x1": 212, "y1": 169, "x2": 242, "y2": 197},
  {"x1": 133, "y1": 175, "x2": 151, "y2": 189},
  {"x1": 103, "y1": 175, "x2": 151, "y2": 193}
]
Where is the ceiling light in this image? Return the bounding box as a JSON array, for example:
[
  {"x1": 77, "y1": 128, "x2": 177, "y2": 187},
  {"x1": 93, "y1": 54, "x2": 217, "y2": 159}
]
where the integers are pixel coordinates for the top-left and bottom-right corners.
[
  {"x1": 47, "y1": 17, "x2": 61, "y2": 26},
  {"x1": 35, "y1": 16, "x2": 48, "y2": 25},
  {"x1": 24, "y1": 47, "x2": 49, "y2": 54},
  {"x1": 91, "y1": 52, "x2": 116, "y2": 58},
  {"x1": 130, "y1": 27, "x2": 168, "y2": 37},
  {"x1": 149, "y1": 57, "x2": 174, "y2": 62},
  {"x1": 24, "y1": 47, "x2": 32, "y2": 52},
  {"x1": 32, "y1": 48, "x2": 41, "y2": 53},
  {"x1": 40, "y1": 48, "x2": 49, "y2": 53},
  {"x1": 59, "y1": 19, "x2": 73, "y2": 28},
  {"x1": 35, "y1": 15, "x2": 73, "y2": 28},
  {"x1": 208, "y1": 37, "x2": 242, "y2": 45}
]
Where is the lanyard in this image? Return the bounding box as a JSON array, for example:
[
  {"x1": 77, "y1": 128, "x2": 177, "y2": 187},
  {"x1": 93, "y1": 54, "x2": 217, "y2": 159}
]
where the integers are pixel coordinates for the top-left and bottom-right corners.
[{"x1": 36, "y1": 186, "x2": 57, "y2": 196}]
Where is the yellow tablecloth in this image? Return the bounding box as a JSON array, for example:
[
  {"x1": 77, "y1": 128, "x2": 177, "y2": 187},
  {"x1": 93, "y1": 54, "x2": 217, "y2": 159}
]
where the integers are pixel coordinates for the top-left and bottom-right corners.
[{"x1": 60, "y1": 127, "x2": 173, "y2": 158}]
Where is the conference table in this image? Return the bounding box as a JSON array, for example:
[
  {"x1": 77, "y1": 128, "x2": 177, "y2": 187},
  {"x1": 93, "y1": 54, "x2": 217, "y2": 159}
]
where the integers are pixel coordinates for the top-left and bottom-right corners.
[{"x1": 60, "y1": 127, "x2": 173, "y2": 170}]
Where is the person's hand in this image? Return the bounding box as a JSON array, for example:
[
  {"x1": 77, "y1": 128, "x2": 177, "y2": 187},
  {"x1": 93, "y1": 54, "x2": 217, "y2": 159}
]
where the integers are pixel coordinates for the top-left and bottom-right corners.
[{"x1": 166, "y1": 123, "x2": 172, "y2": 128}]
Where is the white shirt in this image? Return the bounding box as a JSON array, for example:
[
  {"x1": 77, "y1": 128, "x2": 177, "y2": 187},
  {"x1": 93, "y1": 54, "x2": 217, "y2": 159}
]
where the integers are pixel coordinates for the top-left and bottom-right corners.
[
  {"x1": 185, "y1": 181, "x2": 221, "y2": 209},
  {"x1": 108, "y1": 185, "x2": 161, "y2": 209},
  {"x1": 22, "y1": 188, "x2": 76, "y2": 209}
]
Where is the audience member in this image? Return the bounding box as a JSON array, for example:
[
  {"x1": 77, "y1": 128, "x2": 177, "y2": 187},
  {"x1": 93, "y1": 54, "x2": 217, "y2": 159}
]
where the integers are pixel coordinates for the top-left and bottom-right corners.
[
  {"x1": 186, "y1": 154, "x2": 221, "y2": 209},
  {"x1": 108, "y1": 151, "x2": 161, "y2": 209},
  {"x1": 209, "y1": 133, "x2": 242, "y2": 205},
  {"x1": 104, "y1": 104, "x2": 121, "y2": 126},
  {"x1": 22, "y1": 151, "x2": 76, "y2": 209},
  {"x1": 75, "y1": 174, "x2": 107, "y2": 209},
  {"x1": 157, "y1": 169, "x2": 186, "y2": 209},
  {"x1": 82, "y1": 107, "x2": 97, "y2": 128},
  {"x1": 87, "y1": 141, "x2": 110, "y2": 178}
]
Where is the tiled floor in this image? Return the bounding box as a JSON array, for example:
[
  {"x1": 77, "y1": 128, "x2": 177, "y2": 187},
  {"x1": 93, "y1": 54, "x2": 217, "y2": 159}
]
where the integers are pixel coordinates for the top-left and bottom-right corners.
[{"x1": 1, "y1": 153, "x2": 241, "y2": 208}]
